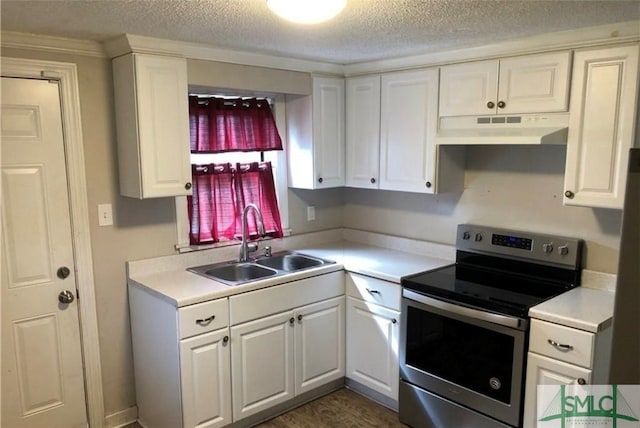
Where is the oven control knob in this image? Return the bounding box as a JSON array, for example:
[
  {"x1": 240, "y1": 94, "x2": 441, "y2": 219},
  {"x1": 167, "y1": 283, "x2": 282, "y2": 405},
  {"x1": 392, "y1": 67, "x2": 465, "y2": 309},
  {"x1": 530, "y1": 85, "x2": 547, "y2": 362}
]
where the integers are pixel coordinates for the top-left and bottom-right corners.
[
  {"x1": 474, "y1": 233, "x2": 483, "y2": 242},
  {"x1": 558, "y1": 245, "x2": 569, "y2": 256},
  {"x1": 542, "y1": 243, "x2": 554, "y2": 253},
  {"x1": 462, "y1": 231, "x2": 471, "y2": 240}
]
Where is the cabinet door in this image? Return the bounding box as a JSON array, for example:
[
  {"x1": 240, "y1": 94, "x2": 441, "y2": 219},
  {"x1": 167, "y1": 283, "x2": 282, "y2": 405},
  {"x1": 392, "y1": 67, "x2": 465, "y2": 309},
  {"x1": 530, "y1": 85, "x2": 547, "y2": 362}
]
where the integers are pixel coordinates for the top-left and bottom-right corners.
[
  {"x1": 113, "y1": 53, "x2": 192, "y2": 198},
  {"x1": 346, "y1": 75, "x2": 381, "y2": 189},
  {"x1": 294, "y1": 296, "x2": 345, "y2": 395},
  {"x1": 346, "y1": 297, "x2": 400, "y2": 401},
  {"x1": 380, "y1": 68, "x2": 439, "y2": 193},
  {"x1": 439, "y1": 60, "x2": 498, "y2": 116},
  {"x1": 498, "y1": 51, "x2": 571, "y2": 114},
  {"x1": 564, "y1": 45, "x2": 639, "y2": 209},
  {"x1": 313, "y1": 77, "x2": 345, "y2": 188},
  {"x1": 230, "y1": 311, "x2": 294, "y2": 421},
  {"x1": 522, "y1": 352, "x2": 592, "y2": 428},
  {"x1": 180, "y1": 329, "x2": 232, "y2": 428}
]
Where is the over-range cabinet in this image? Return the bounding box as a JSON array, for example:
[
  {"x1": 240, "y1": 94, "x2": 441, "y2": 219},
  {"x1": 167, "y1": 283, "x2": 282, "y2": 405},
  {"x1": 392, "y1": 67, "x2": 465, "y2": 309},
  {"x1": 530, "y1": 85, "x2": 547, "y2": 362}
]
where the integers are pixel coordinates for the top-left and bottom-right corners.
[{"x1": 399, "y1": 225, "x2": 583, "y2": 428}]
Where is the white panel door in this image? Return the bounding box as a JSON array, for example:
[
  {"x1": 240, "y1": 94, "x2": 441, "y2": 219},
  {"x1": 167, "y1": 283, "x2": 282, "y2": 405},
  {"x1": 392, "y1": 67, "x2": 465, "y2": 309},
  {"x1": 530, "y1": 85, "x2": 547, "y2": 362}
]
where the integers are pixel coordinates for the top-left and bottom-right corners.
[
  {"x1": 522, "y1": 352, "x2": 592, "y2": 428},
  {"x1": 312, "y1": 77, "x2": 345, "y2": 188},
  {"x1": 346, "y1": 75, "x2": 381, "y2": 189},
  {"x1": 346, "y1": 297, "x2": 400, "y2": 400},
  {"x1": 294, "y1": 297, "x2": 345, "y2": 395},
  {"x1": 563, "y1": 45, "x2": 639, "y2": 209},
  {"x1": 380, "y1": 68, "x2": 439, "y2": 193},
  {"x1": 180, "y1": 328, "x2": 232, "y2": 428},
  {"x1": 498, "y1": 51, "x2": 571, "y2": 114},
  {"x1": 1, "y1": 77, "x2": 87, "y2": 428},
  {"x1": 230, "y1": 311, "x2": 294, "y2": 421},
  {"x1": 439, "y1": 60, "x2": 498, "y2": 116}
]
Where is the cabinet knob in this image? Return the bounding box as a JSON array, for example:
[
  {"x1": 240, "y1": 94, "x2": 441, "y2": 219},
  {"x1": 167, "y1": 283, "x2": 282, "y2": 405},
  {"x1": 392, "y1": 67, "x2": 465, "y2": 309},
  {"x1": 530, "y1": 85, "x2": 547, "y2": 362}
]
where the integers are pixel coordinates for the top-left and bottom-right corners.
[
  {"x1": 425, "y1": 181, "x2": 432, "y2": 188},
  {"x1": 392, "y1": 318, "x2": 397, "y2": 324},
  {"x1": 577, "y1": 378, "x2": 587, "y2": 385},
  {"x1": 564, "y1": 190, "x2": 575, "y2": 199},
  {"x1": 223, "y1": 335, "x2": 229, "y2": 344},
  {"x1": 487, "y1": 101, "x2": 495, "y2": 109},
  {"x1": 185, "y1": 182, "x2": 192, "y2": 190},
  {"x1": 297, "y1": 314, "x2": 303, "y2": 321},
  {"x1": 318, "y1": 177, "x2": 323, "y2": 184},
  {"x1": 497, "y1": 101, "x2": 506, "y2": 109},
  {"x1": 289, "y1": 317, "x2": 295, "y2": 325},
  {"x1": 370, "y1": 178, "x2": 376, "y2": 184}
]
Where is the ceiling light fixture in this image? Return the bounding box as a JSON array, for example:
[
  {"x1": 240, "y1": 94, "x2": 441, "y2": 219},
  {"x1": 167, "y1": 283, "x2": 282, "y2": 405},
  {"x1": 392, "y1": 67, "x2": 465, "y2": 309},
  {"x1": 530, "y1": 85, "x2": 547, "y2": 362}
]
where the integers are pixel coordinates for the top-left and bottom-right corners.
[{"x1": 266, "y1": 0, "x2": 346, "y2": 24}]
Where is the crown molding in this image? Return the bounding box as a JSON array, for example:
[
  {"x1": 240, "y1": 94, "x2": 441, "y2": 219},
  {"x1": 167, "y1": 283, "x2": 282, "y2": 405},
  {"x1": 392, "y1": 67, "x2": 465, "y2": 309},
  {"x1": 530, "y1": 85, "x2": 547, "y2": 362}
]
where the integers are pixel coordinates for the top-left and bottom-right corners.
[
  {"x1": 343, "y1": 20, "x2": 640, "y2": 76},
  {"x1": 1, "y1": 31, "x2": 106, "y2": 57},
  {"x1": 3, "y1": 20, "x2": 638, "y2": 76},
  {"x1": 103, "y1": 34, "x2": 345, "y2": 75}
]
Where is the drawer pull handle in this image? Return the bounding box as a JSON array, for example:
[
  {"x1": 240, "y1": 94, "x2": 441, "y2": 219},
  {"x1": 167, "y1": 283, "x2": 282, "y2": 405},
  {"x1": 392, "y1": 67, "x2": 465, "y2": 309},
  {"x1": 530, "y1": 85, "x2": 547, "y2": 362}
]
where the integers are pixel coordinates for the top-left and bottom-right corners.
[
  {"x1": 548, "y1": 339, "x2": 573, "y2": 351},
  {"x1": 196, "y1": 315, "x2": 215, "y2": 326},
  {"x1": 366, "y1": 288, "x2": 381, "y2": 295}
]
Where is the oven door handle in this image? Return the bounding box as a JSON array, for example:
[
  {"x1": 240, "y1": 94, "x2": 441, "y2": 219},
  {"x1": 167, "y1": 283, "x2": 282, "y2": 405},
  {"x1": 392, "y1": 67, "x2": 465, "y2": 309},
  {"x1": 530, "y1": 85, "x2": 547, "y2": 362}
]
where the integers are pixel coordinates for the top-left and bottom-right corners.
[{"x1": 402, "y1": 289, "x2": 526, "y2": 330}]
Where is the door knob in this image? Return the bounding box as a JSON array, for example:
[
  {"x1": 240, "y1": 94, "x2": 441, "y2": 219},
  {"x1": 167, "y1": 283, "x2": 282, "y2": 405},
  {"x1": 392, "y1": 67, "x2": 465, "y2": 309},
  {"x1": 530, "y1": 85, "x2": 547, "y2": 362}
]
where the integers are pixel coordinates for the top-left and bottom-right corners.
[
  {"x1": 57, "y1": 266, "x2": 71, "y2": 279},
  {"x1": 58, "y1": 290, "x2": 75, "y2": 304}
]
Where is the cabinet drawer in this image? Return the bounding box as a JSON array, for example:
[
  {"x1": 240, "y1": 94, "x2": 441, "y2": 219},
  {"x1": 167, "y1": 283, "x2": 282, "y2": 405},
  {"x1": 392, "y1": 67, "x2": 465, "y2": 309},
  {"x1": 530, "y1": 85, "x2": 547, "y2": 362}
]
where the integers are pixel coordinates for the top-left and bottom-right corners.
[
  {"x1": 179, "y1": 298, "x2": 229, "y2": 339},
  {"x1": 346, "y1": 273, "x2": 401, "y2": 311},
  {"x1": 529, "y1": 319, "x2": 595, "y2": 368},
  {"x1": 230, "y1": 271, "x2": 345, "y2": 325}
]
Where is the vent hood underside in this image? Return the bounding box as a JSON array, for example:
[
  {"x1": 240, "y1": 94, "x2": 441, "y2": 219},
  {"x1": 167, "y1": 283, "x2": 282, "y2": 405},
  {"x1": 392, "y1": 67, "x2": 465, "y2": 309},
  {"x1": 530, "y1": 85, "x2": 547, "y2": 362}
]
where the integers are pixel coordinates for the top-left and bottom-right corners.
[{"x1": 435, "y1": 113, "x2": 569, "y2": 145}]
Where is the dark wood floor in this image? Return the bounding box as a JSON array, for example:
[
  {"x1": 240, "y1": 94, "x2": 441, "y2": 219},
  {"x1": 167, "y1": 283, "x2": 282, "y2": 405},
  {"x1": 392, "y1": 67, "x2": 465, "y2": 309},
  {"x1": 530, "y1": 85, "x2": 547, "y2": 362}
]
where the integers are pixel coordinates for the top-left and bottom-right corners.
[{"x1": 125, "y1": 388, "x2": 407, "y2": 427}]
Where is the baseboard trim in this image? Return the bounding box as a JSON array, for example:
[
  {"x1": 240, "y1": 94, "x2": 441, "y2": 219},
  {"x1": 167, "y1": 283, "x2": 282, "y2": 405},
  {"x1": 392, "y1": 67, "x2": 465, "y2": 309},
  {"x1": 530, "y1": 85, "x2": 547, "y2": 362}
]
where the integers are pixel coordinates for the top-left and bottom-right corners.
[{"x1": 104, "y1": 406, "x2": 138, "y2": 428}]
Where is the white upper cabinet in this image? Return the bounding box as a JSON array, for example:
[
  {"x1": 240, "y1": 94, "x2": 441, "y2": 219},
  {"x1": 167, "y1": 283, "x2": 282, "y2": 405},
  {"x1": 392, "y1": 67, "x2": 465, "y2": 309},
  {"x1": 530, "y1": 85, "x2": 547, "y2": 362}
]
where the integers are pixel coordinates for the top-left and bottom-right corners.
[
  {"x1": 563, "y1": 45, "x2": 639, "y2": 209},
  {"x1": 380, "y1": 69, "x2": 438, "y2": 193},
  {"x1": 112, "y1": 53, "x2": 192, "y2": 198},
  {"x1": 439, "y1": 51, "x2": 572, "y2": 116},
  {"x1": 346, "y1": 75, "x2": 381, "y2": 189},
  {"x1": 286, "y1": 76, "x2": 345, "y2": 189}
]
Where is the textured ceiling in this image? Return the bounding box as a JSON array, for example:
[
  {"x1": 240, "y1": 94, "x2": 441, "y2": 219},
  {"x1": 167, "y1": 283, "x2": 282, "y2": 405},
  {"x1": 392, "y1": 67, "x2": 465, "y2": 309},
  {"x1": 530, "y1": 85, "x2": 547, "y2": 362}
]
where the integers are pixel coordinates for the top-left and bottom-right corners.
[{"x1": 2, "y1": 0, "x2": 639, "y2": 64}]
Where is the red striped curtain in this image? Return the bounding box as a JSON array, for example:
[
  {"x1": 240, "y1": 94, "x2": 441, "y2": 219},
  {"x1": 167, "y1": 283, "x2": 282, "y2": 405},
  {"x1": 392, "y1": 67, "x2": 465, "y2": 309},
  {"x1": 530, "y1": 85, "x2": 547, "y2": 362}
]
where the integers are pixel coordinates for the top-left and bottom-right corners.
[
  {"x1": 188, "y1": 162, "x2": 283, "y2": 245},
  {"x1": 189, "y1": 96, "x2": 283, "y2": 153}
]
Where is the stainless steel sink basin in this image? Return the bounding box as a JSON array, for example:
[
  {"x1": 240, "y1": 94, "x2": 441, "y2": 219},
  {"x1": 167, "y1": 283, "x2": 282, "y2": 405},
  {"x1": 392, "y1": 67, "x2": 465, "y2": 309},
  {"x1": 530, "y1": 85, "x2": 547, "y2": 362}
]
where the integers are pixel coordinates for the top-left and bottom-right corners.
[
  {"x1": 203, "y1": 263, "x2": 277, "y2": 283},
  {"x1": 187, "y1": 251, "x2": 334, "y2": 286},
  {"x1": 255, "y1": 253, "x2": 325, "y2": 271}
]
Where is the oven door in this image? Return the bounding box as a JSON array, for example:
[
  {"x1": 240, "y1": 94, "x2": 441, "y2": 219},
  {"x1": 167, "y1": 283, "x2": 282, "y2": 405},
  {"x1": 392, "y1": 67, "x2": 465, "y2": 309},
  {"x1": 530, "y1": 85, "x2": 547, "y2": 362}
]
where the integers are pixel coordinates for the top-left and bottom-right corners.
[{"x1": 400, "y1": 289, "x2": 527, "y2": 427}]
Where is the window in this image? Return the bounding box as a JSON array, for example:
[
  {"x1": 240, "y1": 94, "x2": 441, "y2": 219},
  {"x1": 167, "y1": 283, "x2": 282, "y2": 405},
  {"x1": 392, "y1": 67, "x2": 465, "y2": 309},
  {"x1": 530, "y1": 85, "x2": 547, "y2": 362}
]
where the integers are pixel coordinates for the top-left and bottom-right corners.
[{"x1": 175, "y1": 93, "x2": 290, "y2": 251}]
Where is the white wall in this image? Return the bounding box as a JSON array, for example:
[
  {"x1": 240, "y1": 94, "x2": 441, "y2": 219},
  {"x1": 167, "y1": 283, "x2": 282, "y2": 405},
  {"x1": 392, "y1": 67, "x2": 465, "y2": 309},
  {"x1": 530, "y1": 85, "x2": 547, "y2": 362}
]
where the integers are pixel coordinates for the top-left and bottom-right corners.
[{"x1": 343, "y1": 145, "x2": 622, "y2": 273}]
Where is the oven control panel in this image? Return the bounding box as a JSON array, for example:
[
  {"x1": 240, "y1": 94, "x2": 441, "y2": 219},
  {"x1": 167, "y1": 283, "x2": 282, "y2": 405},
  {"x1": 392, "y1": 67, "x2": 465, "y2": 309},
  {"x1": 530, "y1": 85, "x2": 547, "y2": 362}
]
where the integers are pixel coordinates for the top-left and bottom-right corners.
[{"x1": 457, "y1": 224, "x2": 582, "y2": 268}]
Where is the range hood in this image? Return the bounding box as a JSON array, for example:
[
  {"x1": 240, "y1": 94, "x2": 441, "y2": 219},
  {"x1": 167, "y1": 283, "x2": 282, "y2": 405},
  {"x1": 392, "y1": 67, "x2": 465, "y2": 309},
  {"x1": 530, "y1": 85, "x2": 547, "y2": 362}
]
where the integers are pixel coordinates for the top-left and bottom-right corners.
[{"x1": 435, "y1": 113, "x2": 569, "y2": 145}]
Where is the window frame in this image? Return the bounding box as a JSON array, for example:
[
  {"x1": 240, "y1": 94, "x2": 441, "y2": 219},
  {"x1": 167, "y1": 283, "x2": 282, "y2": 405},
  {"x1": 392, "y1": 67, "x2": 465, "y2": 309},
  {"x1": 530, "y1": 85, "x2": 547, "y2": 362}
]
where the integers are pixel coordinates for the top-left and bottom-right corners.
[{"x1": 175, "y1": 92, "x2": 290, "y2": 252}]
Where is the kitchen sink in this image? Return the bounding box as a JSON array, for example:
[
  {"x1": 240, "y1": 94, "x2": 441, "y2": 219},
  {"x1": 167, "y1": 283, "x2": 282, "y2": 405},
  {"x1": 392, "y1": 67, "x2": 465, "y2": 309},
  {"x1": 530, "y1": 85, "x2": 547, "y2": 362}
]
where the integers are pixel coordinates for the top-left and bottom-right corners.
[
  {"x1": 203, "y1": 263, "x2": 278, "y2": 283},
  {"x1": 254, "y1": 253, "x2": 325, "y2": 271},
  {"x1": 188, "y1": 251, "x2": 335, "y2": 286}
]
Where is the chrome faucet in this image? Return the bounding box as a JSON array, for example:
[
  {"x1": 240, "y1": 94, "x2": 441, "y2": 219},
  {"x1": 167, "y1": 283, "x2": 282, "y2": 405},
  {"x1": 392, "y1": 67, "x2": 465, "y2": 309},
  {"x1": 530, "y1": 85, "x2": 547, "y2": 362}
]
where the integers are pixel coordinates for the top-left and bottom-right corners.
[{"x1": 239, "y1": 203, "x2": 265, "y2": 262}]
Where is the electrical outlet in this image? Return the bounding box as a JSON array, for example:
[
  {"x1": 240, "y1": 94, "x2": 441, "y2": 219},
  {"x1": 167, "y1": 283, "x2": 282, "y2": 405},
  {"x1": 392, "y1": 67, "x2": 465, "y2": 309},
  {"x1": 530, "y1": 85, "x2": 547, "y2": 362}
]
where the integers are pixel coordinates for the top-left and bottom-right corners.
[
  {"x1": 98, "y1": 203, "x2": 113, "y2": 226},
  {"x1": 307, "y1": 206, "x2": 316, "y2": 221}
]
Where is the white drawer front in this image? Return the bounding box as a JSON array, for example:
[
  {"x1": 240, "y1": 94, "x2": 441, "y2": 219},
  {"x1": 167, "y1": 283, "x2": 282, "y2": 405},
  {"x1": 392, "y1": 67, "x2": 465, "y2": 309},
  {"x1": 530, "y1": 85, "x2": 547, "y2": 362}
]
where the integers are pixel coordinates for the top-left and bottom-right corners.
[
  {"x1": 346, "y1": 272, "x2": 401, "y2": 311},
  {"x1": 179, "y1": 298, "x2": 229, "y2": 339},
  {"x1": 529, "y1": 319, "x2": 595, "y2": 368}
]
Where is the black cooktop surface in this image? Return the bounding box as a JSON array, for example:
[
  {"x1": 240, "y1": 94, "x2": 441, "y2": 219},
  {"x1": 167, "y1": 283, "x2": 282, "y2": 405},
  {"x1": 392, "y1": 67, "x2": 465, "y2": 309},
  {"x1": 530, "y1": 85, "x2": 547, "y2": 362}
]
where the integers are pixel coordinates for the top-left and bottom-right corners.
[{"x1": 402, "y1": 256, "x2": 580, "y2": 319}]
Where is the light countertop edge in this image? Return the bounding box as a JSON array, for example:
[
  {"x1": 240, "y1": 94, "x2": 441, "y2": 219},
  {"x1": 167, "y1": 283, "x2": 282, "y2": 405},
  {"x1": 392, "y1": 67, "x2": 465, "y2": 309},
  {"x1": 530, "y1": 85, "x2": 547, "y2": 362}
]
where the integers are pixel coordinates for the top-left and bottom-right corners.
[{"x1": 528, "y1": 287, "x2": 615, "y2": 333}]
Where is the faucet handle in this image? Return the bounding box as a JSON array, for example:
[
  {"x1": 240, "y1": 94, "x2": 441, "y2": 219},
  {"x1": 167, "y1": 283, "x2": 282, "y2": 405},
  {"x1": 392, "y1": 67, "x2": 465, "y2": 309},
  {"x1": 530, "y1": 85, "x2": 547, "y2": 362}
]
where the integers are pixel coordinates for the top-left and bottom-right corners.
[{"x1": 264, "y1": 246, "x2": 272, "y2": 257}]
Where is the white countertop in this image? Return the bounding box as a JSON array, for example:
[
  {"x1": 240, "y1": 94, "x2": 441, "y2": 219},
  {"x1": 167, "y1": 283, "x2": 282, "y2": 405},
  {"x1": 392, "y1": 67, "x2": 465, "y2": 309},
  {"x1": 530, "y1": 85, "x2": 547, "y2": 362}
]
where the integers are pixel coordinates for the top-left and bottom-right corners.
[
  {"x1": 128, "y1": 239, "x2": 453, "y2": 307},
  {"x1": 529, "y1": 287, "x2": 615, "y2": 333}
]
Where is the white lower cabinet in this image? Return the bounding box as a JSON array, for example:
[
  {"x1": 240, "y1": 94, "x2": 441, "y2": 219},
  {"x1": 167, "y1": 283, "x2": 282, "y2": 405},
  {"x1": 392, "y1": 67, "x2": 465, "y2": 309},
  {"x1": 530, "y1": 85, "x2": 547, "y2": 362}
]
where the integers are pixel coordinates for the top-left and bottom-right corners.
[
  {"x1": 180, "y1": 329, "x2": 232, "y2": 428},
  {"x1": 522, "y1": 319, "x2": 612, "y2": 428},
  {"x1": 345, "y1": 273, "x2": 401, "y2": 403},
  {"x1": 229, "y1": 271, "x2": 345, "y2": 422},
  {"x1": 128, "y1": 287, "x2": 231, "y2": 428}
]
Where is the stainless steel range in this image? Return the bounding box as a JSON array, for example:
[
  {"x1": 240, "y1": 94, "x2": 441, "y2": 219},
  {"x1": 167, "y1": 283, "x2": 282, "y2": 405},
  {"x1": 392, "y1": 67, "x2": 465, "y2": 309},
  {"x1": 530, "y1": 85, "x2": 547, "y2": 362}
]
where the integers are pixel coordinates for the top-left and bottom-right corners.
[{"x1": 399, "y1": 224, "x2": 583, "y2": 428}]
